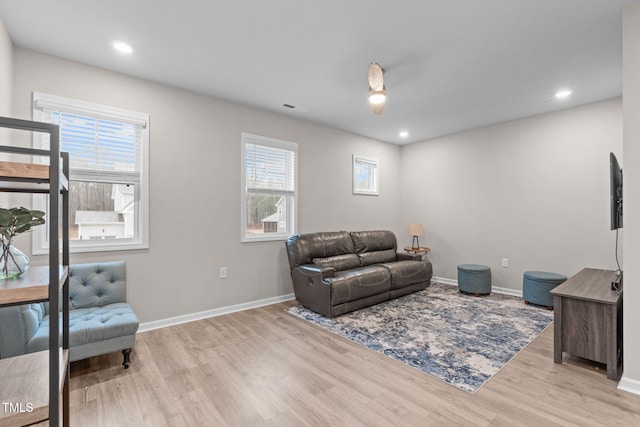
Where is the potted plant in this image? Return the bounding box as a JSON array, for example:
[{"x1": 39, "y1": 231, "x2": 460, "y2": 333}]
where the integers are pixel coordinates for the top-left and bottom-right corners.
[{"x1": 0, "y1": 207, "x2": 45, "y2": 279}]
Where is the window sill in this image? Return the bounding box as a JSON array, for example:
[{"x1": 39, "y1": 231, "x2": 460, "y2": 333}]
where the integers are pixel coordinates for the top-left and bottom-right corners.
[
  {"x1": 32, "y1": 239, "x2": 149, "y2": 255},
  {"x1": 241, "y1": 234, "x2": 291, "y2": 243}
]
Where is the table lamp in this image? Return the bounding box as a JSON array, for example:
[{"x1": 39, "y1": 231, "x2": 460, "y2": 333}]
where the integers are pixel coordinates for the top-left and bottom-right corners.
[{"x1": 407, "y1": 223, "x2": 423, "y2": 249}]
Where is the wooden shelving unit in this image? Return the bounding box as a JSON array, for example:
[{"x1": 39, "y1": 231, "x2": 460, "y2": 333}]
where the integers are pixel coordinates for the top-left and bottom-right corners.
[
  {"x1": 0, "y1": 265, "x2": 68, "y2": 306},
  {"x1": 0, "y1": 160, "x2": 49, "y2": 179},
  {"x1": 0, "y1": 116, "x2": 70, "y2": 426}
]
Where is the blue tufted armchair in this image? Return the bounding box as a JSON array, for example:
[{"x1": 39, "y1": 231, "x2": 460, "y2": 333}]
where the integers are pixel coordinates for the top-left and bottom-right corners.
[{"x1": 0, "y1": 261, "x2": 139, "y2": 368}]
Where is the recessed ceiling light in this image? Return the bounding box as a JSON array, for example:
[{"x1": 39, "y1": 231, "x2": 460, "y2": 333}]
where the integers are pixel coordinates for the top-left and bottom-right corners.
[
  {"x1": 399, "y1": 131, "x2": 409, "y2": 138},
  {"x1": 555, "y1": 89, "x2": 572, "y2": 99},
  {"x1": 113, "y1": 41, "x2": 134, "y2": 54}
]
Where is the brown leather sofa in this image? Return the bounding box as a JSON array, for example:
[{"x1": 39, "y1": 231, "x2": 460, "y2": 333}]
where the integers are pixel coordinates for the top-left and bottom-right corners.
[{"x1": 285, "y1": 230, "x2": 433, "y2": 317}]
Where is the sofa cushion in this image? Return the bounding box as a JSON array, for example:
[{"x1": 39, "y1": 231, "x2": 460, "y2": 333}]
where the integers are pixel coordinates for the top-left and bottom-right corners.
[
  {"x1": 286, "y1": 231, "x2": 354, "y2": 267},
  {"x1": 351, "y1": 230, "x2": 397, "y2": 253},
  {"x1": 313, "y1": 254, "x2": 361, "y2": 271},
  {"x1": 358, "y1": 249, "x2": 397, "y2": 266},
  {"x1": 26, "y1": 303, "x2": 139, "y2": 353},
  {"x1": 381, "y1": 260, "x2": 432, "y2": 290},
  {"x1": 325, "y1": 266, "x2": 391, "y2": 305},
  {"x1": 69, "y1": 262, "x2": 127, "y2": 309}
]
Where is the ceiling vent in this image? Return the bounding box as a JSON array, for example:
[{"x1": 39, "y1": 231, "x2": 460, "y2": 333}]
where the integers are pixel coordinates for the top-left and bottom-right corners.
[{"x1": 281, "y1": 103, "x2": 309, "y2": 113}]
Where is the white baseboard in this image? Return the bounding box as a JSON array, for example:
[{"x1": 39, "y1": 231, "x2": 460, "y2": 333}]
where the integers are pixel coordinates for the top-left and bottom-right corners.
[
  {"x1": 432, "y1": 276, "x2": 523, "y2": 297},
  {"x1": 432, "y1": 275, "x2": 457, "y2": 286},
  {"x1": 492, "y1": 286, "x2": 523, "y2": 297},
  {"x1": 139, "y1": 278, "x2": 522, "y2": 333},
  {"x1": 138, "y1": 293, "x2": 296, "y2": 333},
  {"x1": 618, "y1": 375, "x2": 640, "y2": 396}
]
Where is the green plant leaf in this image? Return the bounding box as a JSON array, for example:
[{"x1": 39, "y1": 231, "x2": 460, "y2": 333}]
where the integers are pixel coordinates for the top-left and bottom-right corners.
[
  {"x1": 0, "y1": 209, "x2": 12, "y2": 226},
  {"x1": 15, "y1": 224, "x2": 32, "y2": 234},
  {"x1": 0, "y1": 206, "x2": 46, "y2": 237},
  {"x1": 15, "y1": 213, "x2": 32, "y2": 226}
]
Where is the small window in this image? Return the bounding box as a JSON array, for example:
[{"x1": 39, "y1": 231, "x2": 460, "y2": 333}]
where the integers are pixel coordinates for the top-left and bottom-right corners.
[
  {"x1": 32, "y1": 92, "x2": 149, "y2": 253},
  {"x1": 353, "y1": 154, "x2": 379, "y2": 195},
  {"x1": 241, "y1": 133, "x2": 297, "y2": 242}
]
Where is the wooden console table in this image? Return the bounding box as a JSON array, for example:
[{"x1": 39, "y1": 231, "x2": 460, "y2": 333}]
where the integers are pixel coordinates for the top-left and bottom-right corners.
[{"x1": 550, "y1": 268, "x2": 622, "y2": 380}]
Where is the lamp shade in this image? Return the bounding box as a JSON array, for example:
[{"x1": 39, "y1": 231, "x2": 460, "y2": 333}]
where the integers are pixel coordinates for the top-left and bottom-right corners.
[{"x1": 407, "y1": 223, "x2": 423, "y2": 237}]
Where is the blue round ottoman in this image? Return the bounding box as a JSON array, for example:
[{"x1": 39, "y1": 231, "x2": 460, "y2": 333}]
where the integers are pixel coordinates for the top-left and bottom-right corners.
[
  {"x1": 457, "y1": 264, "x2": 491, "y2": 296},
  {"x1": 523, "y1": 271, "x2": 567, "y2": 309}
]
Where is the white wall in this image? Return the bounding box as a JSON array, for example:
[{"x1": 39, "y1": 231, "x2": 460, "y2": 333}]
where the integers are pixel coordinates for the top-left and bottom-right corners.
[
  {"x1": 9, "y1": 45, "x2": 629, "y2": 343},
  {"x1": 12, "y1": 48, "x2": 402, "y2": 323},
  {"x1": 0, "y1": 15, "x2": 12, "y2": 116},
  {"x1": 400, "y1": 99, "x2": 623, "y2": 290},
  {"x1": 621, "y1": 2, "x2": 640, "y2": 392}
]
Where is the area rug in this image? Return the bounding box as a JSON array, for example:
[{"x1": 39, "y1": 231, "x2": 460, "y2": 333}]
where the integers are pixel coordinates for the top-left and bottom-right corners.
[{"x1": 286, "y1": 282, "x2": 554, "y2": 393}]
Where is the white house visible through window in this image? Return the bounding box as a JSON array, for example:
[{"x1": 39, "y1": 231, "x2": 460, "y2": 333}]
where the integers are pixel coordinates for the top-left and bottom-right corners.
[
  {"x1": 32, "y1": 92, "x2": 149, "y2": 253},
  {"x1": 241, "y1": 133, "x2": 297, "y2": 242},
  {"x1": 353, "y1": 154, "x2": 379, "y2": 195}
]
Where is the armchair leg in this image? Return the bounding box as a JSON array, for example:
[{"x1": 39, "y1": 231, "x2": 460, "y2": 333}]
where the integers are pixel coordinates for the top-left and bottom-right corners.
[{"x1": 122, "y1": 348, "x2": 132, "y2": 369}]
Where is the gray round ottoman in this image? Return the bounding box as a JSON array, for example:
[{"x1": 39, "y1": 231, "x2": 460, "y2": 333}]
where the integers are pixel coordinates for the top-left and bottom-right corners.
[
  {"x1": 523, "y1": 271, "x2": 567, "y2": 309},
  {"x1": 457, "y1": 264, "x2": 492, "y2": 296}
]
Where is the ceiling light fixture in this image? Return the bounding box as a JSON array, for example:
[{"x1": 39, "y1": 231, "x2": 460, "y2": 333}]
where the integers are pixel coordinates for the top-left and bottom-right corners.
[
  {"x1": 113, "y1": 41, "x2": 134, "y2": 54},
  {"x1": 555, "y1": 89, "x2": 572, "y2": 99},
  {"x1": 399, "y1": 131, "x2": 409, "y2": 138},
  {"x1": 368, "y1": 87, "x2": 386, "y2": 105},
  {"x1": 368, "y1": 62, "x2": 386, "y2": 115}
]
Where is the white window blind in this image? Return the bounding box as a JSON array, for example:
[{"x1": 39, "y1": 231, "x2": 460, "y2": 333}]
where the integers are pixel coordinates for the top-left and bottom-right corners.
[
  {"x1": 245, "y1": 142, "x2": 296, "y2": 193},
  {"x1": 33, "y1": 93, "x2": 147, "y2": 183}
]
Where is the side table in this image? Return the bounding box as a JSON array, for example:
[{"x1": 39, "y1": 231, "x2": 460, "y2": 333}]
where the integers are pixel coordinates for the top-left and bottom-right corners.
[{"x1": 404, "y1": 247, "x2": 431, "y2": 260}]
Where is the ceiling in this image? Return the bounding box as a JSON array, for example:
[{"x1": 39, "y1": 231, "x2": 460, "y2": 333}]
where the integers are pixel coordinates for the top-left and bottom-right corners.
[{"x1": 0, "y1": 0, "x2": 638, "y2": 144}]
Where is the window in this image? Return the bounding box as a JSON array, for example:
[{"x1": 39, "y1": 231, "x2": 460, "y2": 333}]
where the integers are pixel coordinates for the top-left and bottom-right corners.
[
  {"x1": 241, "y1": 133, "x2": 297, "y2": 242},
  {"x1": 32, "y1": 92, "x2": 149, "y2": 253},
  {"x1": 353, "y1": 154, "x2": 379, "y2": 195}
]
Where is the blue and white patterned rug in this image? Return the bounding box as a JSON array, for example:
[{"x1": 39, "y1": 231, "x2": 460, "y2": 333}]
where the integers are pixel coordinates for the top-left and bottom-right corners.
[{"x1": 286, "y1": 282, "x2": 554, "y2": 393}]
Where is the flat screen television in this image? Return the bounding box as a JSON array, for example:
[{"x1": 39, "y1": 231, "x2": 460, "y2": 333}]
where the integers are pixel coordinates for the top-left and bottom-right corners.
[{"x1": 610, "y1": 152, "x2": 623, "y2": 230}]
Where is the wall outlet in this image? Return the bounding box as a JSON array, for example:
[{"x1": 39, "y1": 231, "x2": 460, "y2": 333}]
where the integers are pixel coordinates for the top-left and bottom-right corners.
[
  {"x1": 219, "y1": 267, "x2": 228, "y2": 279},
  {"x1": 501, "y1": 258, "x2": 509, "y2": 268}
]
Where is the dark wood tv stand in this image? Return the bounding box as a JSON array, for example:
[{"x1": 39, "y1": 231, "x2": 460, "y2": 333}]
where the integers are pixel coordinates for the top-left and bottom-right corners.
[{"x1": 550, "y1": 268, "x2": 623, "y2": 380}]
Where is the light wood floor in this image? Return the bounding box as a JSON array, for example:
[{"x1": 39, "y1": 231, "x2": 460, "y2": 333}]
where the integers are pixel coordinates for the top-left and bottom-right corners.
[{"x1": 69, "y1": 300, "x2": 640, "y2": 426}]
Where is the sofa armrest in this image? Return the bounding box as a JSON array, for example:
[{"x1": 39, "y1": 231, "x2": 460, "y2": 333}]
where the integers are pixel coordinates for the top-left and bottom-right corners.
[
  {"x1": 291, "y1": 264, "x2": 335, "y2": 317},
  {"x1": 296, "y1": 264, "x2": 336, "y2": 279},
  {"x1": 0, "y1": 303, "x2": 45, "y2": 358}
]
